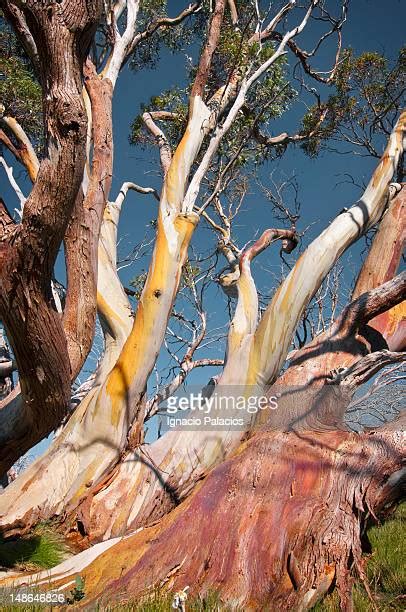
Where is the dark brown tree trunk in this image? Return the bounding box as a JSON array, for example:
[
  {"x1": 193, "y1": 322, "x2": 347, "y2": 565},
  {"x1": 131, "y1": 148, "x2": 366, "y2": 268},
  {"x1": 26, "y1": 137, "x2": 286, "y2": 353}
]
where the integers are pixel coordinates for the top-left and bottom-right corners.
[{"x1": 0, "y1": 0, "x2": 103, "y2": 475}]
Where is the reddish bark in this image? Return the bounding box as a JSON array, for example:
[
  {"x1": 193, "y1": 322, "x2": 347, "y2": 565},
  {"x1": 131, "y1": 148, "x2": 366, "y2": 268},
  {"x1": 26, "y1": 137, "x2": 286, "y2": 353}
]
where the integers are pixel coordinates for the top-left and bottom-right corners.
[
  {"x1": 0, "y1": 0, "x2": 103, "y2": 475},
  {"x1": 190, "y1": 0, "x2": 226, "y2": 101},
  {"x1": 76, "y1": 418, "x2": 404, "y2": 610},
  {"x1": 63, "y1": 62, "x2": 113, "y2": 379},
  {"x1": 63, "y1": 275, "x2": 405, "y2": 545},
  {"x1": 353, "y1": 186, "x2": 406, "y2": 351}
]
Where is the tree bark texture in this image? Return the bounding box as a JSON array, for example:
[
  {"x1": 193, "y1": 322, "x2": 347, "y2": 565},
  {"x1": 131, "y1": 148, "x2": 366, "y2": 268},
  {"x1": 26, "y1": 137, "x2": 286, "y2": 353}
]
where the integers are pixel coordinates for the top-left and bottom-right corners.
[{"x1": 0, "y1": 1, "x2": 103, "y2": 474}]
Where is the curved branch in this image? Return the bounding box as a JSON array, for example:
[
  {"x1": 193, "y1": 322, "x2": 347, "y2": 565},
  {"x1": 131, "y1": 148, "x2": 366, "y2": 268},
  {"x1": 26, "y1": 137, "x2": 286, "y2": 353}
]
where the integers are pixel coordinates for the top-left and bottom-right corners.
[
  {"x1": 114, "y1": 181, "x2": 160, "y2": 205},
  {"x1": 220, "y1": 228, "x2": 298, "y2": 385},
  {"x1": 336, "y1": 350, "x2": 405, "y2": 389},
  {"x1": 227, "y1": 0, "x2": 238, "y2": 25},
  {"x1": 252, "y1": 110, "x2": 406, "y2": 387},
  {"x1": 0, "y1": 115, "x2": 40, "y2": 182},
  {"x1": 336, "y1": 271, "x2": 406, "y2": 338},
  {"x1": 142, "y1": 112, "x2": 172, "y2": 174},
  {"x1": 353, "y1": 186, "x2": 405, "y2": 298},
  {"x1": 102, "y1": 0, "x2": 140, "y2": 88}
]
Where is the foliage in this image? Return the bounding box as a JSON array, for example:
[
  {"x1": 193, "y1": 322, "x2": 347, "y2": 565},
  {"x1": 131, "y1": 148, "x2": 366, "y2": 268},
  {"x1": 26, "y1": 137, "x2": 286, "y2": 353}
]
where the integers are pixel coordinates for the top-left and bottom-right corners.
[
  {"x1": 0, "y1": 11, "x2": 42, "y2": 142},
  {"x1": 128, "y1": 0, "x2": 206, "y2": 73},
  {"x1": 130, "y1": 87, "x2": 188, "y2": 149},
  {"x1": 301, "y1": 48, "x2": 406, "y2": 159},
  {"x1": 130, "y1": 3, "x2": 296, "y2": 203},
  {"x1": 129, "y1": 270, "x2": 148, "y2": 300},
  {"x1": 0, "y1": 523, "x2": 68, "y2": 571}
]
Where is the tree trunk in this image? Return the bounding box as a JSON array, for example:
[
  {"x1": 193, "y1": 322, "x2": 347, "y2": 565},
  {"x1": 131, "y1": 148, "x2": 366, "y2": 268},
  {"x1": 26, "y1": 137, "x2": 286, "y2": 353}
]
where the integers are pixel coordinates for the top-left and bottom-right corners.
[
  {"x1": 77, "y1": 417, "x2": 404, "y2": 611},
  {"x1": 2, "y1": 415, "x2": 403, "y2": 611},
  {"x1": 0, "y1": 0, "x2": 103, "y2": 475}
]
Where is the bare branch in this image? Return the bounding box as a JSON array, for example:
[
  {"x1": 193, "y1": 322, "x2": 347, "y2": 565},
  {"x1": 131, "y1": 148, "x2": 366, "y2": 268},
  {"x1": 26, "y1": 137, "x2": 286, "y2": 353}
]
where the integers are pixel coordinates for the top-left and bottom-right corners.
[
  {"x1": 129, "y1": 2, "x2": 202, "y2": 58},
  {"x1": 142, "y1": 112, "x2": 173, "y2": 174},
  {"x1": 0, "y1": 156, "x2": 26, "y2": 215},
  {"x1": 338, "y1": 350, "x2": 405, "y2": 390},
  {"x1": 263, "y1": 2, "x2": 348, "y2": 84},
  {"x1": 0, "y1": 114, "x2": 39, "y2": 182},
  {"x1": 336, "y1": 271, "x2": 406, "y2": 337},
  {"x1": 114, "y1": 181, "x2": 160, "y2": 207},
  {"x1": 103, "y1": 0, "x2": 141, "y2": 87},
  {"x1": 220, "y1": 228, "x2": 298, "y2": 367},
  {"x1": 253, "y1": 107, "x2": 328, "y2": 147},
  {"x1": 250, "y1": 0, "x2": 297, "y2": 43}
]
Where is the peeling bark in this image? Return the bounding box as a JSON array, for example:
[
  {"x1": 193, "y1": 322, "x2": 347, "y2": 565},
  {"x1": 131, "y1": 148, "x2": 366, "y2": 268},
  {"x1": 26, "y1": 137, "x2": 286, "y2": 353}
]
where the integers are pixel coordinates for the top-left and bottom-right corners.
[
  {"x1": 352, "y1": 186, "x2": 406, "y2": 351},
  {"x1": 67, "y1": 273, "x2": 405, "y2": 543},
  {"x1": 0, "y1": 0, "x2": 103, "y2": 475},
  {"x1": 64, "y1": 112, "x2": 406, "y2": 543},
  {"x1": 0, "y1": 10, "x2": 404, "y2": 611},
  {"x1": 4, "y1": 417, "x2": 404, "y2": 611},
  {"x1": 63, "y1": 62, "x2": 114, "y2": 379}
]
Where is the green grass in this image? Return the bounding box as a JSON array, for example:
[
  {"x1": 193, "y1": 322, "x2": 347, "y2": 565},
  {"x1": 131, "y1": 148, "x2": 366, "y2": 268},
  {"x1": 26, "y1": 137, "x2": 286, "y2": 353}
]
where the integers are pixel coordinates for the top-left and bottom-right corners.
[
  {"x1": 314, "y1": 503, "x2": 405, "y2": 611},
  {"x1": 0, "y1": 523, "x2": 68, "y2": 571},
  {"x1": 102, "y1": 589, "x2": 233, "y2": 611}
]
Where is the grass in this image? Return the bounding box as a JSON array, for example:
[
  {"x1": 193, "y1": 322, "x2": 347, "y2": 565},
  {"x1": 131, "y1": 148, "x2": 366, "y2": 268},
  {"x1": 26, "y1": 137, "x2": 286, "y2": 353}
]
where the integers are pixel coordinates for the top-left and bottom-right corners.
[
  {"x1": 314, "y1": 503, "x2": 405, "y2": 611},
  {"x1": 120, "y1": 505, "x2": 405, "y2": 612},
  {"x1": 106, "y1": 590, "x2": 236, "y2": 611},
  {"x1": 0, "y1": 522, "x2": 68, "y2": 571}
]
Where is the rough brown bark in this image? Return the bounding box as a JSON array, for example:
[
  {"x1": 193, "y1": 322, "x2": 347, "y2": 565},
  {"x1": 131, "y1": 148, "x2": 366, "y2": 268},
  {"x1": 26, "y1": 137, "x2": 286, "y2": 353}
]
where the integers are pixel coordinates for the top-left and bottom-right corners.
[
  {"x1": 63, "y1": 61, "x2": 114, "y2": 379},
  {"x1": 43, "y1": 417, "x2": 405, "y2": 611},
  {"x1": 0, "y1": 0, "x2": 103, "y2": 476}
]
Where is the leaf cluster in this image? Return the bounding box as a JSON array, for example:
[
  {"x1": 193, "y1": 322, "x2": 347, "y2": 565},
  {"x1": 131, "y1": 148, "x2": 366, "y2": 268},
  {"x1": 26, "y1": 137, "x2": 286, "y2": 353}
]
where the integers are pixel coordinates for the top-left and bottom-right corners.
[
  {"x1": 301, "y1": 48, "x2": 406, "y2": 157},
  {"x1": 0, "y1": 11, "x2": 42, "y2": 141},
  {"x1": 130, "y1": 87, "x2": 188, "y2": 149},
  {"x1": 129, "y1": 0, "x2": 206, "y2": 72},
  {"x1": 130, "y1": 6, "x2": 296, "y2": 177}
]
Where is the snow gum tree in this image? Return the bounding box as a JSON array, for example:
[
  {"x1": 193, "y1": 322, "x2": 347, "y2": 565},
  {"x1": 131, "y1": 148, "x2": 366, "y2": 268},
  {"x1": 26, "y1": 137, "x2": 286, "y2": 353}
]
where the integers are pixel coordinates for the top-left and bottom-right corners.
[{"x1": 0, "y1": 1, "x2": 404, "y2": 609}]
